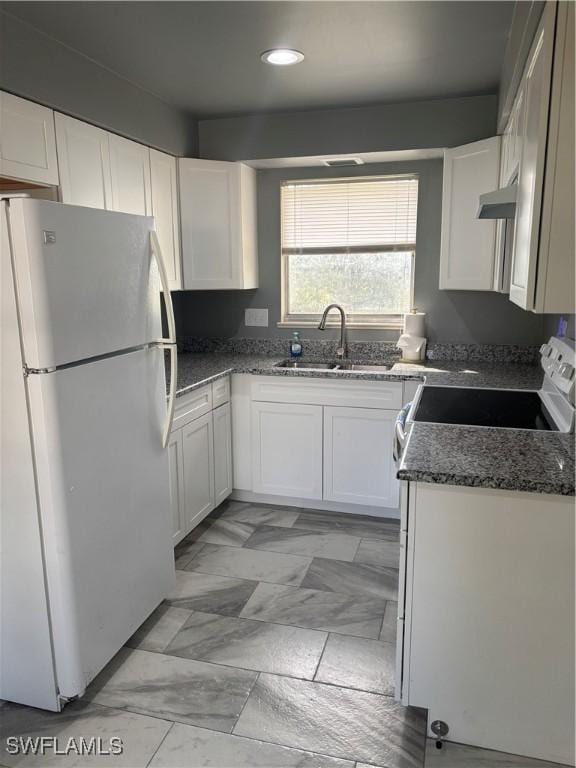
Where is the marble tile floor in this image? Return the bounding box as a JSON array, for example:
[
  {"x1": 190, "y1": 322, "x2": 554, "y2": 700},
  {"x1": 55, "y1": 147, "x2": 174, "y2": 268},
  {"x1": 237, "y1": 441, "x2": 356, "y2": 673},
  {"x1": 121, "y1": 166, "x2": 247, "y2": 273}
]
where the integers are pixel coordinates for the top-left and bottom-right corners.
[
  {"x1": 0, "y1": 501, "x2": 566, "y2": 768},
  {"x1": 0, "y1": 501, "x2": 514, "y2": 768}
]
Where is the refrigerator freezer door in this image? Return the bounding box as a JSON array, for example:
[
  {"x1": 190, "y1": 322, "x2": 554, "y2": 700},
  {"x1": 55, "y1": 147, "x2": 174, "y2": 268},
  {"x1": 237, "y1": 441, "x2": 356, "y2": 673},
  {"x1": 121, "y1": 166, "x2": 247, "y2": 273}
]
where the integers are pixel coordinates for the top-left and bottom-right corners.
[
  {"x1": 7, "y1": 198, "x2": 161, "y2": 369},
  {"x1": 26, "y1": 346, "x2": 174, "y2": 698}
]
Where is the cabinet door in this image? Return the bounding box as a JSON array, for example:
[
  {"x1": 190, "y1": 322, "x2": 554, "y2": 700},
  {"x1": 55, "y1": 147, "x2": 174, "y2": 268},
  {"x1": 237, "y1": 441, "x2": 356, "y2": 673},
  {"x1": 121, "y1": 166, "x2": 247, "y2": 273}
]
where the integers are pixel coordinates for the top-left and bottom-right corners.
[
  {"x1": 509, "y1": 4, "x2": 555, "y2": 310},
  {"x1": 109, "y1": 134, "x2": 152, "y2": 216},
  {"x1": 439, "y1": 136, "x2": 500, "y2": 290},
  {"x1": 179, "y1": 158, "x2": 240, "y2": 289},
  {"x1": 213, "y1": 402, "x2": 233, "y2": 507},
  {"x1": 182, "y1": 412, "x2": 214, "y2": 532},
  {"x1": 150, "y1": 149, "x2": 181, "y2": 290},
  {"x1": 167, "y1": 429, "x2": 186, "y2": 545},
  {"x1": 323, "y1": 407, "x2": 399, "y2": 508},
  {"x1": 55, "y1": 113, "x2": 112, "y2": 209},
  {"x1": 251, "y1": 402, "x2": 323, "y2": 499},
  {"x1": 500, "y1": 86, "x2": 525, "y2": 187},
  {"x1": 534, "y1": 0, "x2": 575, "y2": 314},
  {"x1": 0, "y1": 92, "x2": 58, "y2": 185}
]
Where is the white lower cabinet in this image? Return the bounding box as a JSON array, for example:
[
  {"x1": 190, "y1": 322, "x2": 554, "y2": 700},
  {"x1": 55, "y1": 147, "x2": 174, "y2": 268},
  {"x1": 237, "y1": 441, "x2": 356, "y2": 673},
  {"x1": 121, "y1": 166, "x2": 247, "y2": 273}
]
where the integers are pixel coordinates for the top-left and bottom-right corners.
[
  {"x1": 323, "y1": 406, "x2": 398, "y2": 508},
  {"x1": 182, "y1": 412, "x2": 215, "y2": 532},
  {"x1": 167, "y1": 430, "x2": 185, "y2": 545},
  {"x1": 213, "y1": 402, "x2": 233, "y2": 506},
  {"x1": 248, "y1": 378, "x2": 407, "y2": 512},
  {"x1": 399, "y1": 483, "x2": 574, "y2": 765},
  {"x1": 169, "y1": 378, "x2": 232, "y2": 545},
  {"x1": 251, "y1": 401, "x2": 323, "y2": 499}
]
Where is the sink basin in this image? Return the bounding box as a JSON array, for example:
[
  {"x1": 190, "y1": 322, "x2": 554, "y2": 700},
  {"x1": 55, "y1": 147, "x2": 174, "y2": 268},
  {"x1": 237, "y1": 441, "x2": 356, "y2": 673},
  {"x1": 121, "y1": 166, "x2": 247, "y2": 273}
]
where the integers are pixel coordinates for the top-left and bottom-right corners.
[
  {"x1": 274, "y1": 360, "x2": 391, "y2": 372},
  {"x1": 275, "y1": 360, "x2": 339, "y2": 370},
  {"x1": 335, "y1": 363, "x2": 391, "y2": 372}
]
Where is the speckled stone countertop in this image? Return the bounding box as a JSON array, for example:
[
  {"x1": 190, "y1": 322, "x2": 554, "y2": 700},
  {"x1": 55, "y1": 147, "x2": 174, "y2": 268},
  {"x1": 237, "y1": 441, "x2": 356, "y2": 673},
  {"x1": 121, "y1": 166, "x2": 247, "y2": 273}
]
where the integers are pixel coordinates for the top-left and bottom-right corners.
[
  {"x1": 398, "y1": 422, "x2": 575, "y2": 496},
  {"x1": 170, "y1": 351, "x2": 573, "y2": 496},
  {"x1": 172, "y1": 352, "x2": 544, "y2": 398}
]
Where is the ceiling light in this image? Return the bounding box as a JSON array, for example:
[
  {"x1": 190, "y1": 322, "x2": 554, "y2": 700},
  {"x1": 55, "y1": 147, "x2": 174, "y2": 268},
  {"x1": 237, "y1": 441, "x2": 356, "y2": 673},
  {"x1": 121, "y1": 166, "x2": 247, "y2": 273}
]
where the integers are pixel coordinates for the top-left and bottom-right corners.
[{"x1": 261, "y1": 49, "x2": 304, "y2": 66}]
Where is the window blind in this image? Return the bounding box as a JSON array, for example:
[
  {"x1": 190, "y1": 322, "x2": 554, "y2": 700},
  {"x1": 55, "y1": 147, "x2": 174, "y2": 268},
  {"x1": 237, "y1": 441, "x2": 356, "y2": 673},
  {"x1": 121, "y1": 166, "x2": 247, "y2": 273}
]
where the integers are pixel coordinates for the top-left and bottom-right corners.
[{"x1": 282, "y1": 175, "x2": 419, "y2": 254}]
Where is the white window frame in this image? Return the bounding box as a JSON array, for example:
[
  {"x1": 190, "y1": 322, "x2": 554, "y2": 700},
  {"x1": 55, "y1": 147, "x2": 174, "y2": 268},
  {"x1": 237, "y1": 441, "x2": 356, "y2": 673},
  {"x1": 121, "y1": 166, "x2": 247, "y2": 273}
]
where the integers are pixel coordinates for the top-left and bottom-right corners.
[{"x1": 279, "y1": 174, "x2": 417, "y2": 330}]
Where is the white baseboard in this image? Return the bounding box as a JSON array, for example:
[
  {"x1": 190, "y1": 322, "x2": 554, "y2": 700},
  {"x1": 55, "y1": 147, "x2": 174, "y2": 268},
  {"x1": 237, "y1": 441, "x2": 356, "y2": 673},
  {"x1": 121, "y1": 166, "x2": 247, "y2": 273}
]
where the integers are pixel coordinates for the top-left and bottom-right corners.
[{"x1": 230, "y1": 489, "x2": 400, "y2": 520}]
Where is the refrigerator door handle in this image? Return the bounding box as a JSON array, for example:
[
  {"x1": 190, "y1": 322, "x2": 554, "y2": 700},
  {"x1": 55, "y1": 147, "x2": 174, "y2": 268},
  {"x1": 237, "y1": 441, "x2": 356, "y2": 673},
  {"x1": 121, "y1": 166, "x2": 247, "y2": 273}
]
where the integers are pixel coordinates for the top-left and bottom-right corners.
[
  {"x1": 150, "y1": 231, "x2": 176, "y2": 344},
  {"x1": 150, "y1": 231, "x2": 177, "y2": 448},
  {"x1": 162, "y1": 342, "x2": 177, "y2": 448}
]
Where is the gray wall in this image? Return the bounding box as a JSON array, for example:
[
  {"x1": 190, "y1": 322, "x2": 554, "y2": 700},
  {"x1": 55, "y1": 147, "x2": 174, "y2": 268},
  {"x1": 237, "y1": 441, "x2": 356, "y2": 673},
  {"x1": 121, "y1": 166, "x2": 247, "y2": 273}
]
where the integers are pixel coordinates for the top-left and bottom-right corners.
[
  {"x1": 0, "y1": 11, "x2": 197, "y2": 156},
  {"x1": 498, "y1": 1, "x2": 545, "y2": 131},
  {"x1": 174, "y1": 159, "x2": 545, "y2": 346},
  {"x1": 198, "y1": 95, "x2": 498, "y2": 161}
]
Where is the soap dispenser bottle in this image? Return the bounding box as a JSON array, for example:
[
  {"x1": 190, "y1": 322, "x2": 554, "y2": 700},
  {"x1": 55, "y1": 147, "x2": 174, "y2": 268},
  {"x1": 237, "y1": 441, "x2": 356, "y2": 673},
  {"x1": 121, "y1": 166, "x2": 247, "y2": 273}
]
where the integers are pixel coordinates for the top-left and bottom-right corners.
[{"x1": 289, "y1": 331, "x2": 303, "y2": 358}]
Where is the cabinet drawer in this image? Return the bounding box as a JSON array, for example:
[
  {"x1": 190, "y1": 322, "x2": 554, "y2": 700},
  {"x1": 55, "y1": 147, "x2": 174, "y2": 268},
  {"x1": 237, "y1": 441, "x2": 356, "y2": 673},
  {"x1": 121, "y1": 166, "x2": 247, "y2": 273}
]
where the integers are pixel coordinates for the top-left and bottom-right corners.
[
  {"x1": 172, "y1": 384, "x2": 213, "y2": 431},
  {"x1": 212, "y1": 375, "x2": 231, "y2": 408},
  {"x1": 251, "y1": 375, "x2": 403, "y2": 410}
]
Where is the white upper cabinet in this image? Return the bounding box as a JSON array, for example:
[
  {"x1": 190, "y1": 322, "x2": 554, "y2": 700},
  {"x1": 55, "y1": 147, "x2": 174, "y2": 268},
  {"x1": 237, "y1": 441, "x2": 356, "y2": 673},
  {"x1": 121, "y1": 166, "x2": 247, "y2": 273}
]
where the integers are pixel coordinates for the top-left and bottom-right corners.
[
  {"x1": 0, "y1": 92, "x2": 59, "y2": 185},
  {"x1": 439, "y1": 136, "x2": 500, "y2": 290},
  {"x1": 508, "y1": 0, "x2": 574, "y2": 314},
  {"x1": 500, "y1": 85, "x2": 525, "y2": 187},
  {"x1": 149, "y1": 149, "x2": 181, "y2": 290},
  {"x1": 535, "y1": 1, "x2": 575, "y2": 313},
  {"x1": 179, "y1": 158, "x2": 258, "y2": 290},
  {"x1": 509, "y1": 4, "x2": 555, "y2": 310},
  {"x1": 109, "y1": 134, "x2": 152, "y2": 216},
  {"x1": 55, "y1": 113, "x2": 112, "y2": 209}
]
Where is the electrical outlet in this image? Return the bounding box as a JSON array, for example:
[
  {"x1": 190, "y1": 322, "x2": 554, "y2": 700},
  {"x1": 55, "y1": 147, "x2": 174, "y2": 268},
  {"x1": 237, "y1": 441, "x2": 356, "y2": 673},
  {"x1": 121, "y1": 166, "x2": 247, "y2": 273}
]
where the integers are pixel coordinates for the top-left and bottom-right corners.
[{"x1": 245, "y1": 308, "x2": 269, "y2": 327}]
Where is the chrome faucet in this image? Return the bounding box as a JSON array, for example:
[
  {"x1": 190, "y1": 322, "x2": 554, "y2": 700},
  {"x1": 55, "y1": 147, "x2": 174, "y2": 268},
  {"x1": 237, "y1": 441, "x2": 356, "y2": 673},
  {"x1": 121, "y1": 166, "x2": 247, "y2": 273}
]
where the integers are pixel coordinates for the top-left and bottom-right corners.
[{"x1": 318, "y1": 303, "x2": 348, "y2": 359}]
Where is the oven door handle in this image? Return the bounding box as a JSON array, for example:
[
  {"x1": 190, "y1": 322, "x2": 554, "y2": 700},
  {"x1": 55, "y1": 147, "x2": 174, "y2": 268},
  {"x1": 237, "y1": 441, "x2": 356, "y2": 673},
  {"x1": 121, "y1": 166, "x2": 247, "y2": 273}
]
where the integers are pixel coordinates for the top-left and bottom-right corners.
[{"x1": 393, "y1": 402, "x2": 412, "y2": 464}]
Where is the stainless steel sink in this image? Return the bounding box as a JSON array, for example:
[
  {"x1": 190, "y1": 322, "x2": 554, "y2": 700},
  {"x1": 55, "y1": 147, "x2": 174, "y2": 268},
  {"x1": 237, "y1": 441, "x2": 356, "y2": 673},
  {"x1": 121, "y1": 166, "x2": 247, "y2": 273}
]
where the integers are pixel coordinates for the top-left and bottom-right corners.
[
  {"x1": 275, "y1": 360, "x2": 391, "y2": 372},
  {"x1": 335, "y1": 363, "x2": 391, "y2": 372},
  {"x1": 275, "y1": 360, "x2": 339, "y2": 370}
]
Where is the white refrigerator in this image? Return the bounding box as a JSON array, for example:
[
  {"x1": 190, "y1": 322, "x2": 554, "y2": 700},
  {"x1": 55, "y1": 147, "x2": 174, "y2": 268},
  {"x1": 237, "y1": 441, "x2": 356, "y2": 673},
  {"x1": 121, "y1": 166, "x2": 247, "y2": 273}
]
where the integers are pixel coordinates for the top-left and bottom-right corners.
[{"x1": 1, "y1": 198, "x2": 177, "y2": 711}]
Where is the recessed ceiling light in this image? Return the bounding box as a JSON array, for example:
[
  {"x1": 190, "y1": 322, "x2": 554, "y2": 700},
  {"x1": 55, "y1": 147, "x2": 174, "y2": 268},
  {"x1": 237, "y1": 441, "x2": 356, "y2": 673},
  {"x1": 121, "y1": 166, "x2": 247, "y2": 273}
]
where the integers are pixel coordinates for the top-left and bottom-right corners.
[{"x1": 261, "y1": 49, "x2": 305, "y2": 66}]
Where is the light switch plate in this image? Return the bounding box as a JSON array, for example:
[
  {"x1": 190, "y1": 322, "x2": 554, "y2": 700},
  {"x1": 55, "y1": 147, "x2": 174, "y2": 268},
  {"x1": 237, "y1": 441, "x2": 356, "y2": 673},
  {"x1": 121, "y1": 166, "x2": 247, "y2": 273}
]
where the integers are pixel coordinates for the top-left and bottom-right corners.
[{"x1": 245, "y1": 308, "x2": 269, "y2": 327}]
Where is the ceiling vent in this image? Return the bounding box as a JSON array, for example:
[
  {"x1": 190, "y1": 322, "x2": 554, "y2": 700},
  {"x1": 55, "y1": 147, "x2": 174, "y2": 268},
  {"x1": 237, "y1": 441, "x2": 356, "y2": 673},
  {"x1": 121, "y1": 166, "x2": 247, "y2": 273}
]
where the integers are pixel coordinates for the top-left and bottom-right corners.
[{"x1": 322, "y1": 158, "x2": 364, "y2": 167}]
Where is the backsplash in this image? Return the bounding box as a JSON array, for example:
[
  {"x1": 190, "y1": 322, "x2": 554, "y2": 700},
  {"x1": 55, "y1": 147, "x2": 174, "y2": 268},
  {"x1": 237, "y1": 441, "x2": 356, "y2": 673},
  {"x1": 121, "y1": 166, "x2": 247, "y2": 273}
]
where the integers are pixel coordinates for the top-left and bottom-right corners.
[{"x1": 179, "y1": 336, "x2": 541, "y2": 365}]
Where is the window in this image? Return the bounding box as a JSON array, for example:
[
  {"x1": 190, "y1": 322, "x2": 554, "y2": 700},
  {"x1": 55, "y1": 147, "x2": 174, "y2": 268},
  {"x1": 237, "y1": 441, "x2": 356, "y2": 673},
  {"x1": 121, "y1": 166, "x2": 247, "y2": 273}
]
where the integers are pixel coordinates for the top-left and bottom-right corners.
[{"x1": 280, "y1": 174, "x2": 418, "y2": 328}]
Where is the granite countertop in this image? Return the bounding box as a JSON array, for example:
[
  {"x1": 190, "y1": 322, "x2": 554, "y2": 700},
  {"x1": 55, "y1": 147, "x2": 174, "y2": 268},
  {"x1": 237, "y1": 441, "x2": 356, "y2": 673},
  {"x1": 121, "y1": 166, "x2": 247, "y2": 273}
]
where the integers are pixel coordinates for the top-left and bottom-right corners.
[
  {"x1": 169, "y1": 350, "x2": 573, "y2": 497},
  {"x1": 398, "y1": 422, "x2": 575, "y2": 496},
  {"x1": 172, "y1": 352, "x2": 544, "y2": 398}
]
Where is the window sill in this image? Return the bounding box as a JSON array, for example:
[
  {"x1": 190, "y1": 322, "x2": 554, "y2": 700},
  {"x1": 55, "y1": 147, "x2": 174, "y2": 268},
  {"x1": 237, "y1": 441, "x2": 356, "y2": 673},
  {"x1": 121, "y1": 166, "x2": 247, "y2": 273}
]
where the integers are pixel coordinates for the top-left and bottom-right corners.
[{"x1": 277, "y1": 320, "x2": 403, "y2": 331}]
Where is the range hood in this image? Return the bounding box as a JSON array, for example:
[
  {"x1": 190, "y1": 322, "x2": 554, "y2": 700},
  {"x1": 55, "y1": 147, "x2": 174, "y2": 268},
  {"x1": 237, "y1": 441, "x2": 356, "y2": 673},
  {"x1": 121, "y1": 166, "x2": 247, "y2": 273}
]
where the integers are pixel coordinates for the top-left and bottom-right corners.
[{"x1": 477, "y1": 183, "x2": 517, "y2": 219}]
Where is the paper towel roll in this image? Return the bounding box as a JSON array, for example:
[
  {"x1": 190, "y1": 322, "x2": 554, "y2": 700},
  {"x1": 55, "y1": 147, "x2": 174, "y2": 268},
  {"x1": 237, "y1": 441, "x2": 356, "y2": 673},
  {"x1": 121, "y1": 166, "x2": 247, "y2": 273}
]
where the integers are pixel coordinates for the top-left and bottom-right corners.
[{"x1": 403, "y1": 312, "x2": 426, "y2": 337}]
